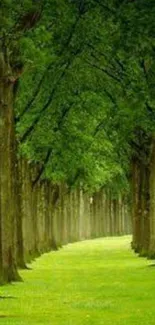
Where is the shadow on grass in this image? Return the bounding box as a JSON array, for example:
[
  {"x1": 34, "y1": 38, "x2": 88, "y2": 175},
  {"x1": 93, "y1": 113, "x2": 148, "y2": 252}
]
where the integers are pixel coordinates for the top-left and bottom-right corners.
[
  {"x1": 0, "y1": 296, "x2": 16, "y2": 299},
  {"x1": 147, "y1": 264, "x2": 155, "y2": 267}
]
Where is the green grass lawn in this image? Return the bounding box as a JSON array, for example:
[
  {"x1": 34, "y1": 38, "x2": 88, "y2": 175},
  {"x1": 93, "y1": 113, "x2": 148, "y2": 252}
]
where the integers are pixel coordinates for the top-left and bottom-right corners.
[{"x1": 0, "y1": 236, "x2": 155, "y2": 324}]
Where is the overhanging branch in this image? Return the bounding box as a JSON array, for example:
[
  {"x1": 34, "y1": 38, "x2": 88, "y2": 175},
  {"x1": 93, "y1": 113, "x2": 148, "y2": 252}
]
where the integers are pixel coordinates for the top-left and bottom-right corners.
[
  {"x1": 85, "y1": 58, "x2": 122, "y2": 83},
  {"x1": 32, "y1": 102, "x2": 75, "y2": 185},
  {"x1": 20, "y1": 60, "x2": 72, "y2": 143}
]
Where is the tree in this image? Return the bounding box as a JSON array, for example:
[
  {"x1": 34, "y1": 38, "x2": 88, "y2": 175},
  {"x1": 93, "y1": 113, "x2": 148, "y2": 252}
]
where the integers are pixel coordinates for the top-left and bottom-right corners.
[{"x1": 0, "y1": 0, "x2": 45, "y2": 282}]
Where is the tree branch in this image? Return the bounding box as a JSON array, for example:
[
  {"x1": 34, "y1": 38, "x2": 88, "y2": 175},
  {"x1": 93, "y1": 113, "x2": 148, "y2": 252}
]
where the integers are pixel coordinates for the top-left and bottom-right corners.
[
  {"x1": 85, "y1": 58, "x2": 122, "y2": 83},
  {"x1": 32, "y1": 148, "x2": 52, "y2": 187},
  {"x1": 17, "y1": 14, "x2": 82, "y2": 122},
  {"x1": 32, "y1": 102, "x2": 75, "y2": 185},
  {"x1": 95, "y1": 0, "x2": 116, "y2": 14},
  {"x1": 16, "y1": 64, "x2": 52, "y2": 121},
  {"x1": 20, "y1": 61, "x2": 72, "y2": 143}
]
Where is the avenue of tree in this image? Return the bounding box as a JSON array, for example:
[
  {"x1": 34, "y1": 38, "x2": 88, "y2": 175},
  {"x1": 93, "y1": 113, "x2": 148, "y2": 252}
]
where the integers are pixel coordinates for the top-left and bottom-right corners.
[{"x1": 0, "y1": 0, "x2": 155, "y2": 282}]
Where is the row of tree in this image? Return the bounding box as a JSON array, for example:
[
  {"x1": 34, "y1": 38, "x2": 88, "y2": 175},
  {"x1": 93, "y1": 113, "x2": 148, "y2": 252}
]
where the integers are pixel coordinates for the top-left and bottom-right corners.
[
  {"x1": 0, "y1": 0, "x2": 155, "y2": 281},
  {"x1": 1, "y1": 157, "x2": 131, "y2": 283}
]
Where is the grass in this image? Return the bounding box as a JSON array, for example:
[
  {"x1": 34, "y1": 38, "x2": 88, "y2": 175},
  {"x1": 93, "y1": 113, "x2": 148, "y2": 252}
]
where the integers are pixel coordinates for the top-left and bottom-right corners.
[{"x1": 0, "y1": 236, "x2": 155, "y2": 324}]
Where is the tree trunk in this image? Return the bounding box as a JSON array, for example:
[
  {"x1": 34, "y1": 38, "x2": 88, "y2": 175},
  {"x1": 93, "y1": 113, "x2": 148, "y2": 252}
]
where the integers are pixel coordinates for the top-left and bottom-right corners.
[
  {"x1": 14, "y1": 158, "x2": 26, "y2": 268},
  {"x1": 0, "y1": 52, "x2": 20, "y2": 282},
  {"x1": 131, "y1": 157, "x2": 142, "y2": 253},
  {"x1": 148, "y1": 138, "x2": 155, "y2": 257}
]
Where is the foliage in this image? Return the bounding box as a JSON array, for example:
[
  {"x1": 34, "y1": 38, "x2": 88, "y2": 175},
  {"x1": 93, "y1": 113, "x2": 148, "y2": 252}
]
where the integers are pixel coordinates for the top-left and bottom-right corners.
[{"x1": 2, "y1": 0, "x2": 155, "y2": 193}]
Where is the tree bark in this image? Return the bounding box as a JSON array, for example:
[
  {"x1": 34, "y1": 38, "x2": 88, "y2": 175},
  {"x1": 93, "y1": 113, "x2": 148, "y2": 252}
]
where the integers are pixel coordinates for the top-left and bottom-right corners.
[
  {"x1": 0, "y1": 52, "x2": 20, "y2": 282},
  {"x1": 148, "y1": 138, "x2": 155, "y2": 257}
]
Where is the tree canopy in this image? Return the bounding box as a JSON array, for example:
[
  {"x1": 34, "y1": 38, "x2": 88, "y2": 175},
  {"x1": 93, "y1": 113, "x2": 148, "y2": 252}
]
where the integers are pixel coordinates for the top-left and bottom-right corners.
[{"x1": 1, "y1": 0, "x2": 155, "y2": 194}]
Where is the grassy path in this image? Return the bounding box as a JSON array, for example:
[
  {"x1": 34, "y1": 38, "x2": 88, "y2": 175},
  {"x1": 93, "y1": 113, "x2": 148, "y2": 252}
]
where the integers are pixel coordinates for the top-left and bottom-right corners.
[{"x1": 0, "y1": 236, "x2": 155, "y2": 324}]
